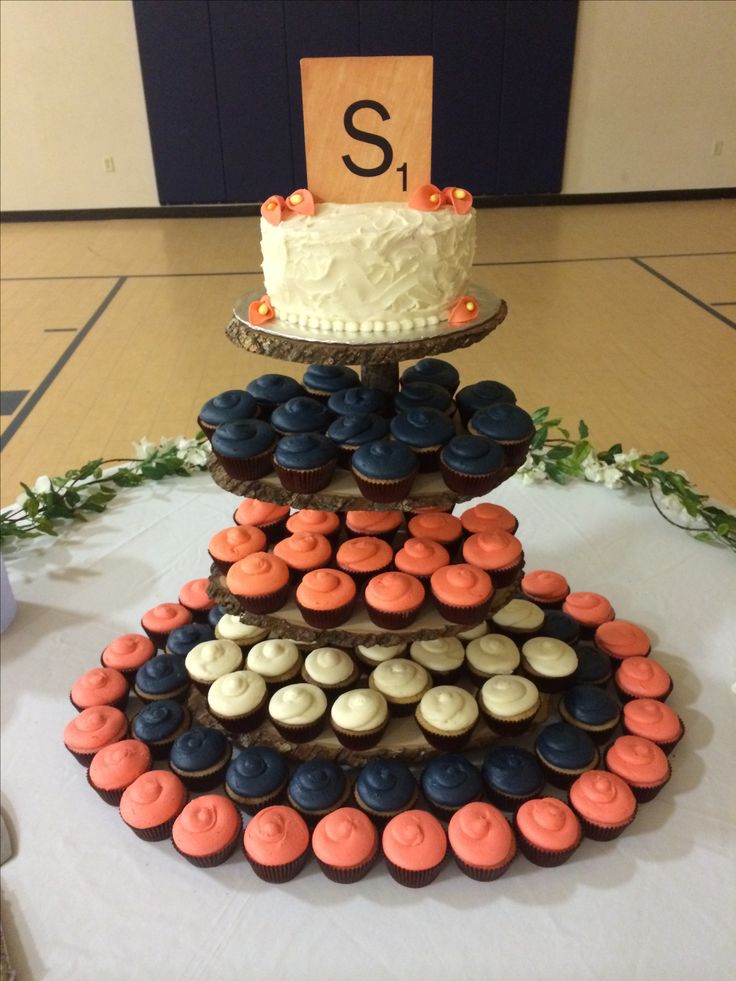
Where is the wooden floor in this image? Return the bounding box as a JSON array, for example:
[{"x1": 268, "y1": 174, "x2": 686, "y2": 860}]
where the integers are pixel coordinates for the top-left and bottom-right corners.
[{"x1": 1, "y1": 199, "x2": 735, "y2": 506}]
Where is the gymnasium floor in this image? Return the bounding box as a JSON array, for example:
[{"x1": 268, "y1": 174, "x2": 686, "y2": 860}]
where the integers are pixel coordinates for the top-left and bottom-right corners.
[{"x1": 1, "y1": 199, "x2": 735, "y2": 507}]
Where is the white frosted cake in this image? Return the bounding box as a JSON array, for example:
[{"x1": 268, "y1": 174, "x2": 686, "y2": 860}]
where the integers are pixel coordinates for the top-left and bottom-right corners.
[{"x1": 259, "y1": 198, "x2": 476, "y2": 336}]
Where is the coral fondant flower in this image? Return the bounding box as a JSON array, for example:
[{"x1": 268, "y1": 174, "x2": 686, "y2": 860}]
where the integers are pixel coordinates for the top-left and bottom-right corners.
[
  {"x1": 260, "y1": 195, "x2": 286, "y2": 226},
  {"x1": 249, "y1": 295, "x2": 275, "y2": 326},
  {"x1": 408, "y1": 184, "x2": 444, "y2": 211},
  {"x1": 448, "y1": 295, "x2": 479, "y2": 327},
  {"x1": 442, "y1": 186, "x2": 473, "y2": 215},
  {"x1": 285, "y1": 189, "x2": 315, "y2": 216}
]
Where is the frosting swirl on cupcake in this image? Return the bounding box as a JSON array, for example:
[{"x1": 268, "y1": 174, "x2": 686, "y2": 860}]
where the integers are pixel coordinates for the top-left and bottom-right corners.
[
  {"x1": 594, "y1": 619, "x2": 650, "y2": 658},
  {"x1": 521, "y1": 569, "x2": 569, "y2": 603},
  {"x1": 369, "y1": 659, "x2": 431, "y2": 699},
  {"x1": 622, "y1": 699, "x2": 682, "y2": 743},
  {"x1": 226, "y1": 552, "x2": 289, "y2": 598},
  {"x1": 185, "y1": 639, "x2": 243, "y2": 683},
  {"x1": 364, "y1": 572, "x2": 425, "y2": 613},
  {"x1": 605, "y1": 735, "x2": 670, "y2": 786},
  {"x1": 394, "y1": 537, "x2": 450, "y2": 577},
  {"x1": 355, "y1": 642, "x2": 406, "y2": 664},
  {"x1": 448, "y1": 801, "x2": 516, "y2": 867},
  {"x1": 71, "y1": 667, "x2": 128, "y2": 709},
  {"x1": 569, "y1": 770, "x2": 637, "y2": 825},
  {"x1": 312, "y1": 808, "x2": 377, "y2": 869},
  {"x1": 563, "y1": 591, "x2": 615, "y2": 628},
  {"x1": 522, "y1": 637, "x2": 578, "y2": 677},
  {"x1": 303, "y1": 648, "x2": 356, "y2": 686},
  {"x1": 273, "y1": 531, "x2": 333, "y2": 570},
  {"x1": 382, "y1": 811, "x2": 447, "y2": 871},
  {"x1": 431, "y1": 564, "x2": 493, "y2": 607},
  {"x1": 479, "y1": 676, "x2": 539, "y2": 718},
  {"x1": 615, "y1": 656, "x2": 671, "y2": 698},
  {"x1": 296, "y1": 569, "x2": 356, "y2": 611},
  {"x1": 243, "y1": 805, "x2": 309, "y2": 865},
  {"x1": 207, "y1": 670, "x2": 267, "y2": 717},
  {"x1": 409, "y1": 637, "x2": 464, "y2": 672},
  {"x1": 242, "y1": 641, "x2": 300, "y2": 682},
  {"x1": 466, "y1": 633, "x2": 520, "y2": 675},
  {"x1": 515, "y1": 798, "x2": 581, "y2": 851},
  {"x1": 64, "y1": 706, "x2": 128, "y2": 753},
  {"x1": 331, "y1": 689, "x2": 388, "y2": 732},
  {"x1": 407, "y1": 511, "x2": 462, "y2": 544},
  {"x1": 336, "y1": 536, "x2": 393, "y2": 572},
  {"x1": 460, "y1": 502, "x2": 517, "y2": 535},
  {"x1": 89, "y1": 739, "x2": 151, "y2": 790},
  {"x1": 120, "y1": 770, "x2": 186, "y2": 829},
  {"x1": 214, "y1": 616, "x2": 269, "y2": 646},
  {"x1": 173, "y1": 795, "x2": 241, "y2": 857},
  {"x1": 463, "y1": 531, "x2": 522, "y2": 570},
  {"x1": 418, "y1": 686, "x2": 478, "y2": 732},
  {"x1": 233, "y1": 499, "x2": 289, "y2": 527},
  {"x1": 269, "y1": 683, "x2": 327, "y2": 725},
  {"x1": 208, "y1": 525, "x2": 267, "y2": 564},
  {"x1": 101, "y1": 634, "x2": 155, "y2": 671}
]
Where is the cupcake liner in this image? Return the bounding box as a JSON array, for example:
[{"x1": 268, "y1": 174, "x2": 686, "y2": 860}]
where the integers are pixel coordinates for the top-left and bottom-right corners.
[
  {"x1": 235, "y1": 580, "x2": 291, "y2": 615},
  {"x1": 330, "y1": 718, "x2": 389, "y2": 750},
  {"x1": 519, "y1": 593, "x2": 568, "y2": 611},
  {"x1": 316, "y1": 849, "x2": 379, "y2": 883},
  {"x1": 515, "y1": 832, "x2": 580, "y2": 867},
  {"x1": 87, "y1": 767, "x2": 148, "y2": 807},
  {"x1": 384, "y1": 697, "x2": 423, "y2": 718},
  {"x1": 66, "y1": 747, "x2": 98, "y2": 767},
  {"x1": 438, "y1": 461, "x2": 501, "y2": 497},
  {"x1": 125, "y1": 808, "x2": 185, "y2": 843},
  {"x1": 488, "y1": 559, "x2": 524, "y2": 589},
  {"x1": 538, "y1": 750, "x2": 600, "y2": 790},
  {"x1": 484, "y1": 785, "x2": 544, "y2": 813},
  {"x1": 352, "y1": 469, "x2": 418, "y2": 504},
  {"x1": 614, "y1": 679, "x2": 673, "y2": 704},
  {"x1": 98, "y1": 654, "x2": 144, "y2": 685},
  {"x1": 557, "y1": 703, "x2": 620, "y2": 746},
  {"x1": 478, "y1": 704, "x2": 539, "y2": 737},
  {"x1": 209, "y1": 697, "x2": 268, "y2": 735},
  {"x1": 207, "y1": 551, "x2": 236, "y2": 575},
  {"x1": 196, "y1": 417, "x2": 217, "y2": 440},
  {"x1": 170, "y1": 750, "x2": 232, "y2": 792},
  {"x1": 412, "y1": 446, "x2": 442, "y2": 473},
  {"x1": 452, "y1": 844, "x2": 517, "y2": 881},
  {"x1": 224, "y1": 782, "x2": 288, "y2": 816},
  {"x1": 384, "y1": 855, "x2": 445, "y2": 888},
  {"x1": 336, "y1": 445, "x2": 358, "y2": 470},
  {"x1": 415, "y1": 720, "x2": 476, "y2": 753},
  {"x1": 296, "y1": 598, "x2": 356, "y2": 629},
  {"x1": 345, "y1": 525, "x2": 400, "y2": 546},
  {"x1": 137, "y1": 710, "x2": 191, "y2": 761},
  {"x1": 214, "y1": 446, "x2": 275, "y2": 482},
  {"x1": 616, "y1": 771, "x2": 671, "y2": 804},
  {"x1": 354, "y1": 787, "x2": 419, "y2": 827},
  {"x1": 245, "y1": 849, "x2": 310, "y2": 882},
  {"x1": 173, "y1": 826, "x2": 242, "y2": 868},
  {"x1": 270, "y1": 715, "x2": 327, "y2": 744},
  {"x1": 336, "y1": 561, "x2": 393, "y2": 590},
  {"x1": 273, "y1": 459, "x2": 337, "y2": 494},
  {"x1": 133, "y1": 682, "x2": 191, "y2": 705},
  {"x1": 141, "y1": 627, "x2": 174, "y2": 650},
  {"x1": 423, "y1": 792, "x2": 484, "y2": 823},
  {"x1": 519, "y1": 662, "x2": 574, "y2": 694},
  {"x1": 363, "y1": 600, "x2": 424, "y2": 630},
  {"x1": 69, "y1": 691, "x2": 130, "y2": 714},
  {"x1": 568, "y1": 800, "x2": 638, "y2": 842},
  {"x1": 432, "y1": 595, "x2": 492, "y2": 625},
  {"x1": 301, "y1": 667, "x2": 360, "y2": 704}
]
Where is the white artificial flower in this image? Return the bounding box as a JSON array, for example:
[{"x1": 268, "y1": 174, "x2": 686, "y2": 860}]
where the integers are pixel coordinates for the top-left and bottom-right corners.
[
  {"x1": 15, "y1": 491, "x2": 29, "y2": 509},
  {"x1": 601, "y1": 465, "x2": 624, "y2": 489},
  {"x1": 582, "y1": 452, "x2": 605, "y2": 483},
  {"x1": 613, "y1": 449, "x2": 641, "y2": 472},
  {"x1": 33, "y1": 475, "x2": 52, "y2": 494},
  {"x1": 515, "y1": 451, "x2": 548, "y2": 485},
  {"x1": 133, "y1": 437, "x2": 155, "y2": 460}
]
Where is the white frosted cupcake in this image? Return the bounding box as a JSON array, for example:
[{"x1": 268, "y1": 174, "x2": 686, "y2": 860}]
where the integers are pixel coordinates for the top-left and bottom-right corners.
[
  {"x1": 302, "y1": 647, "x2": 360, "y2": 699},
  {"x1": 246, "y1": 638, "x2": 303, "y2": 689},
  {"x1": 185, "y1": 639, "x2": 243, "y2": 694},
  {"x1": 415, "y1": 686, "x2": 479, "y2": 751},
  {"x1": 465, "y1": 633, "x2": 520, "y2": 682},
  {"x1": 490, "y1": 599, "x2": 545, "y2": 640},
  {"x1": 409, "y1": 637, "x2": 465, "y2": 683},
  {"x1": 268, "y1": 683, "x2": 328, "y2": 743},
  {"x1": 207, "y1": 669, "x2": 268, "y2": 733},
  {"x1": 355, "y1": 641, "x2": 406, "y2": 669},
  {"x1": 214, "y1": 615, "x2": 270, "y2": 653},
  {"x1": 457, "y1": 622, "x2": 489, "y2": 641},
  {"x1": 368, "y1": 659, "x2": 432, "y2": 717},
  {"x1": 521, "y1": 637, "x2": 578, "y2": 693},
  {"x1": 477, "y1": 675, "x2": 540, "y2": 735},
  {"x1": 330, "y1": 688, "x2": 390, "y2": 749}
]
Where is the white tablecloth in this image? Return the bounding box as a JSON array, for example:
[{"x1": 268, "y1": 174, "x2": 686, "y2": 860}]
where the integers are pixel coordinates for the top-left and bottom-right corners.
[{"x1": 1, "y1": 474, "x2": 734, "y2": 981}]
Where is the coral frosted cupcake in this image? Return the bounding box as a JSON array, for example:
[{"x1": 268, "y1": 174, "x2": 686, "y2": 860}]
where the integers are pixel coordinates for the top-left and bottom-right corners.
[
  {"x1": 270, "y1": 396, "x2": 332, "y2": 437},
  {"x1": 243, "y1": 805, "x2": 310, "y2": 882},
  {"x1": 120, "y1": 770, "x2": 188, "y2": 842},
  {"x1": 455, "y1": 380, "x2": 516, "y2": 426},
  {"x1": 460, "y1": 502, "x2": 518, "y2": 536},
  {"x1": 295, "y1": 568, "x2": 357, "y2": 628},
  {"x1": 64, "y1": 706, "x2": 128, "y2": 767},
  {"x1": 594, "y1": 619, "x2": 651, "y2": 662},
  {"x1": 303, "y1": 363, "x2": 360, "y2": 401},
  {"x1": 133, "y1": 654, "x2": 190, "y2": 704},
  {"x1": 287, "y1": 759, "x2": 350, "y2": 824},
  {"x1": 462, "y1": 531, "x2": 524, "y2": 588},
  {"x1": 394, "y1": 537, "x2": 450, "y2": 585},
  {"x1": 420, "y1": 754, "x2": 484, "y2": 819},
  {"x1": 330, "y1": 688, "x2": 390, "y2": 749},
  {"x1": 169, "y1": 726, "x2": 232, "y2": 791},
  {"x1": 197, "y1": 389, "x2": 258, "y2": 438},
  {"x1": 477, "y1": 675, "x2": 541, "y2": 736},
  {"x1": 409, "y1": 637, "x2": 465, "y2": 683},
  {"x1": 208, "y1": 524, "x2": 267, "y2": 573},
  {"x1": 312, "y1": 808, "x2": 379, "y2": 883},
  {"x1": 401, "y1": 358, "x2": 460, "y2": 395},
  {"x1": 100, "y1": 633, "x2": 155, "y2": 682},
  {"x1": 211, "y1": 419, "x2": 277, "y2": 480},
  {"x1": 354, "y1": 759, "x2": 418, "y2": 823},
  {"x1": 562, "y1": 591, "x2": 615, "y2": 639},
  {"x1": 515, "y1": 797, "x2": 581, "y2": 867},
  {"x1": 449, "y1": 802, "x2": 517, "y2": 881},
  {"x1": 382, "y1": 810, "x2": 447, "y2": 887},
  {"x1": 568, "y1": 770, "x2": 637, "y2": 841},
  {"x1": 621, "y1": 699, "x2": 684, "y2": 755},
  {"x1": 224, "y1": 746, "x2": 289, "y2": 814},
  {"x1": 615, "y1": 656, "x2": 672, "y2": 702},
  {"x1": 368, "y1": 659, "x2": 431, "y2": 717},
  {"x1": 430, "y1": 563, "x2": 493, "y2": 624},
  {"x1": 407, "y1": 511, "x2": 463, "y2": 554},
  {"x1": 390, "y1": 408, "x2": 455, "y2": 471},
  {"x1": 246, "y1": 638, "x2": 302, "y2": 689},
  {"x1": 520, "y1": 637, "x2": 578, "y2": 693},
  {"x1": 301, "y1": 647, "x2": 360, "y2": 699},
  {"x1": 468, "y1": 403, "x2": 535, "y2": 468},
  {"x1": 520, "y1": 569, "x2": 570, "y2": 609},
  {"x1": 415, "y1": 686, "x2": 479, "y2": 751},
  {"x1": 206, "y1": 669, "x2": 268, "y2": 733},
  {"x1": 87, "y1": 739, "x2": 152, "y2": 805},
  {"x1": 604, "y1": 735, "x2": 672, "y2": 802},
  {"x1": 491, "y1": 599, "x2": 545, "y2": 641},
  {"x1": 70, "y1": 666, "x2": 128, "y2": 712},
  {"x1": 131, "y1": 698, "x2": 190, "y2": 760},
  {"x1": 465, "y1": 633, "x2": 520, "y2": 682},
  {"x1": 351, "y1": 439, "x2": 418, "y2": 503},
  {"x1": 439, "y1": 434, "x2": 505, "y2": 495},
  {"x1": 178, "y1": 578, "x2": 215, "y2": 623},
  {"x1": 173, "y1": 795, "x2": 242, "y2": 868},
  {"x1": 185, "y1": 639, "x2": 244, "y2": 694},
  {"x1": 364, "y1": 571, "x2": 425, "y2": 629},
  {"x1": 482, "y1": 746, "x2": 544, "y2": 812},
  {"x1": 335, "y1": 536, "x2": 394, "y2": 587},
  {"x1": 233, "y1": 498, "x2": 290, "y2": 543},
  {"x1": 273, "y1": 433, "x2": 338, "y2": 493},
  {"x1": 273, "y1": 531, "x2": 333, "y2": 582},
  {"x1": 226, "y1": 552, "x2": 291, "y2": 614},
  {"x1": 535, "y1": 722, "x2": 599, "y2": 789},
  {"x1": 286, "y1": 508, "x2": 341, "y2": 546},
  {"x1": 213, "y1": 616, "x2": 269, "y2": 654},
  {"x1": 558, "y1": 685, "x2": 621, "y2": 744},
  {"x1": 344, "y1": 509, "x2": 404, "y2": 543},
  {"x1": 268, "y1": 683, "x2": 328, "y2": 743},
  {"x1": 140, "y1": 602, "x2": 193, "y2": 650},
  {"x1": 166, "y1": 622, "x2": 215, "y2": 658}
]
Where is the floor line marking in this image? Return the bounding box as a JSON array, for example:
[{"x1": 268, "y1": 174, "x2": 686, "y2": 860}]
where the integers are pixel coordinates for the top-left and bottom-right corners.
[
  {"x1": 44, "y1": 328, "x2": 78, "y2": 333},
  {"x1": 631, "y1": 258, "x2": 736, "y2": 331}
]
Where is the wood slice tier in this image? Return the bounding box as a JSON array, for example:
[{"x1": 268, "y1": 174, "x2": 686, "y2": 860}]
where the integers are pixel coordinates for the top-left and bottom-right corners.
[
  {"x1": 189, "y1": 687, "x2": 551, "y2": 765},
  {"x1": 226, "y1": 292, "x2": 507, "y2": 370},
  {"x1": 207, "y1": 564, "x2": 523, "y2": 648},
  {"x1": 208, "y1": 456, "x2": 519, "y2": 512}
]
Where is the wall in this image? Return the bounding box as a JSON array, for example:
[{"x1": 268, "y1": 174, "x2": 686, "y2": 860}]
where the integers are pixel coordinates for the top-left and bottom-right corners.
[
  {"x1": 563, "y1": 0, "x2": 736, "y2": 192},
  {"x1": 0, "y1": 0, "x2": 157, "y2": 210},
  {"x1": 1, "y1": 0, "x2": 734, "y2": 211}
]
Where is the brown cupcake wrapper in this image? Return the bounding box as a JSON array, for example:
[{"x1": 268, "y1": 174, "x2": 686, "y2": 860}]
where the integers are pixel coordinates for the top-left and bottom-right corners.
[
  {"x1": 416, "y1": 720, "x2": 476, "y2": 753},
  {"x1": 270, "y1": 714, "x2": 327, "y2": 744},
  {"x1": 173, "y1": 825, "x2": 242, "y2": 868},
  {"x1": 520, "y1": 661, "x2": 574, "y2": 694},
  {"x1": 539, "y1": 752, "x2": 599, "y2": 790},
  {"x1": 296, "y1": 598, "x2": 356, "y2": 629},
  {"x1": 87, "y1": 766, "x2": 150, "y2": 806},
  {"x1": 411, "y1": 446, "x2": 442, "y2": 473},
  {"x1": 133, "y1": 682, "x2": 191, "y2": 705},
  {"x1": 136, "y1": 709, "x2": 191, "y2": 760},
  {"x1": 330, "y1": 718, "x2": 390, "y2": 750},
  {"x1": 141, "y1": 627, "x2": 176, "y2": 651},
  {"x1": 622, "y1": 720, "x2": 684, "y2": 757},
  {"x1": 613, "y1": 770, "x2": 671, "y2": 803},
  {"x1": 516, "y1": 832, "x2": 580, "y2": 867},
  {"x1": 484, "y1": 785, "x2": 544, "y2": 813},
  {"x1": 273, "y1": 458, "x2": 337, "y2": 494},
  {"x1": 352, "y1": 469, "x2": 418, "y2": 504},
  {"x1": 235, "y1": 580, "x2": 292, "y2": 615},
  {"x1": 66, "y1": 747, "x2": 98, "y2": 767},
  {"x1": 384, "y1": 855, "x2": 445, "y2": 888},
  {"x1": 245, "y1": 849, "x2": 310, "y2": 882},
  {"x1": 438, "y1": 461, "x2": 501, "y2": 497},
  {"x1": 364, "y1": 601, "x2": 424, "y2": 630},
  {"x1": 423, "y1": 792, "x2": 484, "y2": 823},
  {"x1": 316, "y1": 849, "x2": 379, "y2": 883},
  {"x1": 614, "y1": 680, "x2": 673, "y2": 704},
  {"x1": 487, "y1": 559, "x2": 524, "y2": 589},
  {"x1": 208, "y1": 551, "x2": 235, "y2": 575},
  {"x1": 382, "y1": 695, "x2": 424, "y2": 718},
  {"x1": 69, "y1": 691, "x2": 130, "y2": 714},
  {"x1": 214, "y1": 446, "x2": 275, "y2": 482},
  {"x1": 124, "y1": 802, "x2": 186, "y2": 842},
  {"x1": 224, "y1": 782, "x2": 288, "y2": 816},
  {"x1": 345, "y1": 526, "x2": 401, "y2": 545},
  {"x1": 557, "y1": 703, "x2": 620, "y2": 746},
  {"x1": 568, "y1": 798, "x2": 638, "y2": 841},
  {"x1": 519, "y1": 593, "x2": 567, "y2": 610},
  {"x1": 478, "y1": 704, "x2": 538, "y2": 737},
  {"x1": 209, "y1": 697, "x2": 268, "y2": 734},
  {"x1": 196, "y1": 417, "x2": 217, "y2": 440},
  {"x1": 432, "y1": 596, "x2": 492, "y2": 625},
  {"x1": 336, "y1": 561, "x2": 393, "y2": 590},
  {"x1": 452, "y1": 844, "x2": 517, "y2": 881},
  {"x1": 170, "y1": 751, "x2": 232, "y2": 792},
  {"x1": 354, "y1": 787, "x2": 419, "y2": 827},
  {"x1": 99, "y1": 653, "x2": 148, "y2": 684}
]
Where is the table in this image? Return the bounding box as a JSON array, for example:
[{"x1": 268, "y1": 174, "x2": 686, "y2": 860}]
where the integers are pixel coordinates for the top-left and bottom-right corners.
[{"x1": 1, "y1": 473, "x2": 734, "y2": 980}]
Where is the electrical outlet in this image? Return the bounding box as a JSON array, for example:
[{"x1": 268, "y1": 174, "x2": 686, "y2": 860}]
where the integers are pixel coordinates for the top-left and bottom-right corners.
[
  {"x1": 104, "y1": 157, "x2": 116, "y2": 173},
  {"x1": 712, "y1": 141, "x2": 724, "y2": 157}
]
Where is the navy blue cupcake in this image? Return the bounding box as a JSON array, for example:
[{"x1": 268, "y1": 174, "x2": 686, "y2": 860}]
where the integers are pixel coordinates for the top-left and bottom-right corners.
[
  {"x1": 535, "y1": 721, "x2": 599, "y2": 789},
  {"x1": 287, "y1": 760, "x2": 351, "y2": 825},
  {"x1": 271, "y1": 396, "x2": 333, "y2": 436},
  {"x1": 541, "y1": 611, "x2": 581, "y2": 647},
  {"x1": 224, "y1": 746, "x2": 289, "y2": 815},
  {"x1": 246, "y1": 374, "x2": 305, "y2": 417},
  {"x1": 468, "y1": 404, "x2": 535, "y2": 468},
  {"x1": 421, "y1": 754, "x2": 484, "y2": 819},
  {"x1": 401, "y1": 358, "x2": 460, "y2": 395},
  {"x1": 134, "y1": 654, "x2": 190, "y2": 704},
  {"x1": 439, "y1": 434, "x2": 505, "y2": 494},
  {"x1": 211, "y1": 419, "x2": 276, "y2": 481},
  {"x1": 394, "y1": 381, "x2": 453, "y2": 415},
  {"x1": 558, "y1": 685, "x2": 621, "y2": 744},
  {"x1": 169, "y1": 726, "x2": 232, "y2": 791},
  {"x1": 456, "y1": 380, "x2": 517, "y2": 426},
  {"x1": 354, "y1": 759, "x2": 418, "y2": 824},
  {"x1": 198, "y1": 390, "x2": 258, "y2": 438},
  {"x1": 273, "y1": 433, "x2": 338, "y2": 493},
  {"x1": 303, "y1": 364, "x2": 360, "y2": 400},
  {"x1": 482, "y1": 745, "x2": 545, "y2": 812},
  {"x1": 389, "y1": 408, "x2": 455, "y2": 472},
  {"x1": 131, "y1": 698, "x2": 190, "y2": 760},
  {"x1": 327, "y1": 412, "x2": 389, "y2": 467},
  {"x1": 571, "y1": 644, "x2": 613, "y2": 688},
  {"x1": 165, "y1": 622, "x2": 215, "y2": 657},
  {"x1": 328, "y1": 386, "x2": 391, "y2": 417},
  {"x1": 351, "y1": 439, "x2": 418, "y2": 503}
]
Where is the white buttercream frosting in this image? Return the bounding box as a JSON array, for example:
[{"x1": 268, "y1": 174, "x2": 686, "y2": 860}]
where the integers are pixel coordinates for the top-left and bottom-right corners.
[
  {"x1": 303, "y1": 647, "x2": 356, "y2": 686},
  {"x1": 491, "y1": 599, "x2": 545, "y2": 632},
  {"x1": 521, "y1": 637, "x2": 578, "y2": 677},
  {"x1": 369, "y1": 659, "x2": 430, "y2": 700},
  {"x1": 261, "y1": 203, "x2": 476, "y2": 332},
  {"x1": 465, "y1": 634, "x2": 520, "y2": 676},
  {"x1": 214, "y1": 616, "x2": 270, "y2": 645},
  {"x1": 268, "y1": 683, "x2": 327, "y2": 725},
  {"x1": 356, "y1": 642, "x2": 406, "y2": 664},
  {"x1": 185, "y1": 640, "x2": 242, "y2": 682},
  {"x1": 331, "y1": 689, "x2": 388, "y2": 732},
  {"x1": 247, "y1": 639, "x2": 300, "y2": 678},
  {"x1": 417, "y1": 686, "x2": 478, "y2": 733},
  {"x1": 207, "y1": 670, "x2": 267, "y2": 717},
  {"x1": 409, "y1": 637, "x2": 465, "y2": 673},
  {"x1": 479, "y1": 675, "x2": 540, "y2": 718},
  {"x1": 457, "y1": 622, "x2": 489, "y2": 641}
]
